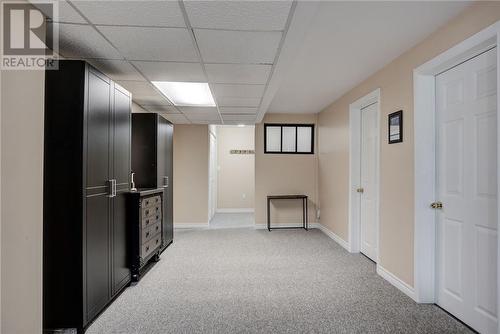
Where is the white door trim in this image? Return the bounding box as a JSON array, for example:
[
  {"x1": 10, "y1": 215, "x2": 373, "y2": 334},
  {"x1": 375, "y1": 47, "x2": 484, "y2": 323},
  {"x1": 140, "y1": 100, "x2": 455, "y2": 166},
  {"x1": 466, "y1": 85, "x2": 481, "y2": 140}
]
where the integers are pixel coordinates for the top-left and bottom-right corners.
[
  {"x1": 413, "y1": 21, "x2": 500, "y2": 320},
  {"x1": 348, "y1": 88, "x2": 381, "y2": 260}
]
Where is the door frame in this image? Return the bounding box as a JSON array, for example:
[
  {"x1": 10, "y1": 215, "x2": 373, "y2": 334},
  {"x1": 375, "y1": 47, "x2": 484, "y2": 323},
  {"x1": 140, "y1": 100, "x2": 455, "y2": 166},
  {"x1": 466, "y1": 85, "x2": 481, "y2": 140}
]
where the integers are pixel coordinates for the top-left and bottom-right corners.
[
  {"x1": 413, "y1": 21, "x2": 500, "y2": 321},
  {"x1": 208, "y1": 127, "x2": 217, "y2": 221},
  {"x1": 348, "y1": 88, "x2": 381, "y2": 261}
]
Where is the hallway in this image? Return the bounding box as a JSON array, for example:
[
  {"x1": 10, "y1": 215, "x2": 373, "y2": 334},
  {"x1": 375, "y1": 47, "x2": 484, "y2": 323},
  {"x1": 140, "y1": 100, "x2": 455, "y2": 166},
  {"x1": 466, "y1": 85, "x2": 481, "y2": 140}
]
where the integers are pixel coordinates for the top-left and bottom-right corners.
[
  {"x1": 210, "y1": 213, "x2": 255, "y2": 229},
  {"x1": 87, "y1": 229, "x2": 472, "y2": 334}
]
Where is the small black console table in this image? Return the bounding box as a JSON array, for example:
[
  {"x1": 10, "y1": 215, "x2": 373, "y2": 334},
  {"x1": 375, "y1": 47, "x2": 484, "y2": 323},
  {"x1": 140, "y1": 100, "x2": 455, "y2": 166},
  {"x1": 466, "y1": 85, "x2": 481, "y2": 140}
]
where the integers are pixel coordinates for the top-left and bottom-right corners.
[{"x1": 267, "y1": 195, "x2": 308, "y2": 231}]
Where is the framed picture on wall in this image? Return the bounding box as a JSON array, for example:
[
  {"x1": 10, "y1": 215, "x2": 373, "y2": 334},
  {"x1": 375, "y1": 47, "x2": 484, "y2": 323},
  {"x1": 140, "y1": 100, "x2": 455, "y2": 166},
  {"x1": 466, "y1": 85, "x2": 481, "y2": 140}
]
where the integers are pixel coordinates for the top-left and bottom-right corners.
[{"x1": 388, "y1": 110, "x2": 403, "y2": 144}]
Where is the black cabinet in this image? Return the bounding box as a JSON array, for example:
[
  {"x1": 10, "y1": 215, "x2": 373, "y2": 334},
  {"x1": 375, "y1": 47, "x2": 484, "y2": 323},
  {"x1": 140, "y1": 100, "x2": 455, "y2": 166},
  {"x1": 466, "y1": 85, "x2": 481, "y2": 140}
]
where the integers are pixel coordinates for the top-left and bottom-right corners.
[
  {"x1": 43, "y1": 60, "x2": 132, "y2": 333},
  {"x1": 131, "y1": 114, "x2": 174, "y2": 250}
]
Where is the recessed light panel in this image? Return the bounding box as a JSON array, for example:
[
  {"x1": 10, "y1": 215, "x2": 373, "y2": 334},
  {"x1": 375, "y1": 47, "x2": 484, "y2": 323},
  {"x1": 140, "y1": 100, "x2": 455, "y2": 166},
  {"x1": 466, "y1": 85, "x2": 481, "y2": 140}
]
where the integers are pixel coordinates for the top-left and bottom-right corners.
[{"x1": 152, "y1": 81, "x2": 216, "y2": 107}]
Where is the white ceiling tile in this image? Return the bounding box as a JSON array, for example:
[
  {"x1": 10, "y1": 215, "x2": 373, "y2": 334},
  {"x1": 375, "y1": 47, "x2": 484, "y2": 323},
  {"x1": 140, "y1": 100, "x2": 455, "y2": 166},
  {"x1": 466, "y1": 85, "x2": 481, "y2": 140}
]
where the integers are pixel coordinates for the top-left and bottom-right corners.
[
  {"x1": 159, "y1": 113, "x2": 190, "y2": 124},
  {"x1": 86, "y1": 59, "x2": 143, "y2": 81},
  {"x1": 36, "y1": 1, "x2": 87, "y2": 24},
  {"x1": 116, "y1": 80, "x2": 156, "y2": 96},
  {"x1": 219, "y1": 107, "x2": 258, "y2": 114},
  {"x1": 134, "y1": 95, "x2": 172, "y2": 106},
  {"x1": 140, "y1": 105, "x2": 179, "y2": 113},
  {"x1": 222, "y1": 114, "x2": 257, "y2": 122},
  {"x1": 72, "y1": 1, "x2": 185, "y2": 27},
  {"x1": 52, "y1": 23, "x2": 122, "y2": 59},
  {"x1": 205, "y1": 64, "x2": 271, "y2": 84},
  {"x1": 192, "y1": 119, "x2": 223, "y2": 125},
  {"x1": 195, "y1": 30, "x2": 281, "y2": 64},
  {"x1": 97, "y1": 26, "x2": 198, "y2": 61},
  {"x1": 178, "y1": 106, "x2": 218, "y2": 116},
  {"x1": 216, "y1": 97, "x2": 261, "y2": 107},
  {"x1": 132, "y1": 61, "x2": 206, "y2": 82},
  {"x1": 212, "y1": 84, "x2": 265, "y2": 98},
  {"x1": 184, "y1": 1, "x2": 293, "y2": 30}
]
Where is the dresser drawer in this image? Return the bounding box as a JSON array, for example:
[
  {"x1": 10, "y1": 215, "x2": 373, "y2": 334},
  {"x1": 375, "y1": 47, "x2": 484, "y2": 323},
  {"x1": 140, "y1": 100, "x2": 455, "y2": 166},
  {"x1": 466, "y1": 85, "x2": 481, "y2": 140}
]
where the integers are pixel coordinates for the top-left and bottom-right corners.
[
  {"x1": 141, "y1": 212, "x2": 161, "y2": 229},
  {"x1": 141, "y1": 204, "x2": 161, "y2": 220},
  {"x1": 142, "y1": 222, "x2": 161, "y2": 244},
  {"x1": 141, "y1": 235, "x2": 161, "y2": 259},
  {"x1": 141, "y1": 195, "x2": 161, "y2": 209}
]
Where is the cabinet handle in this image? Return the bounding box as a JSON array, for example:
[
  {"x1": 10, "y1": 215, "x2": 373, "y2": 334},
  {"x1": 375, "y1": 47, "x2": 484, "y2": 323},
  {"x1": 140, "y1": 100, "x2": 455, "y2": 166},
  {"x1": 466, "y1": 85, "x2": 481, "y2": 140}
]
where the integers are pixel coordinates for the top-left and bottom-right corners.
[
  {"x1": 163, "y1": 176, "x2": 168, "y2": 188},
  {"x1": 107, "y1": 179, "x2": 116, "y2": 198},
  {"x1": 146, "y1": 232, "x2": 150, "y2": 238}
]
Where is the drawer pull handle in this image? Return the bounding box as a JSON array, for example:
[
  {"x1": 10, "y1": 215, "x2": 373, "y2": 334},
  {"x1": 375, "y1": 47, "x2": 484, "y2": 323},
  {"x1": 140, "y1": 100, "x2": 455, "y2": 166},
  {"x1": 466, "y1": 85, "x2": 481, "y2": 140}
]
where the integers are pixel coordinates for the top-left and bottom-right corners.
[
  {"x1": 145, "y1": 210, "x2": 149, "y2": 215},
  {"x1": 146, "y1": 220, "x2": 150, "y2": 225},
  {"x1": 156, "y1": 226, "x2": 159, "y2": 231},
  {"x1": 146, "y1": 200, "x2": 149, "y2": 205},
  {"x1": 156, "y1": 239, "x2": 159, "y2": 244},
  {"x1": 146, "y1": 246, "x2": 149, "y2": 251},
  {"x1": 146, "y1": 232, "x2": 150, "y2": 238}
]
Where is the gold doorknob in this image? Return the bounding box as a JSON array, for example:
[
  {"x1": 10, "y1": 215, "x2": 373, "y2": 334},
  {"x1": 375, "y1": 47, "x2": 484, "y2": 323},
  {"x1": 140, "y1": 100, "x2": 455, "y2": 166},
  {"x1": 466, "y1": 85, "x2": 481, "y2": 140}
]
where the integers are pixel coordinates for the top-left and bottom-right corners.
[
  {"x1": 430, "y1": 202, "x2": 443, "y2": 209},
  {"x1": 356, "y1": 188, "x2": 364, "y2": 193}
]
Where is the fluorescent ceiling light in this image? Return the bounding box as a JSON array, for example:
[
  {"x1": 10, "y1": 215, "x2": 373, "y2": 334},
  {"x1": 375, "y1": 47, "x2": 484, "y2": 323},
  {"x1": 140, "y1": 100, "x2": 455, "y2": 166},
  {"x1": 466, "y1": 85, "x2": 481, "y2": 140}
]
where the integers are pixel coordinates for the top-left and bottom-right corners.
[
  {"x1": 152, "y1": 81, "x2": 215, "y2": 107},
  {"x1": 237, "y1": 124, "x2": 245, "y2": 127}
]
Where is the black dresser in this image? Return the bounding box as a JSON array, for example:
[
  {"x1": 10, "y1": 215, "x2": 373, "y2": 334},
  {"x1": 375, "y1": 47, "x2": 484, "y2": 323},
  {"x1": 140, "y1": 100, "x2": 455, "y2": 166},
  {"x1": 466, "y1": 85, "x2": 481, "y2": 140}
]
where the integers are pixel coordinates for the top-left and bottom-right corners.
[
  {"x1": 43, "y1": 60, "x2": 132, "y2": 333},
  {"x1": 127, "y1": 188, "x2": 164, "y2": 281},
  {"x1": 131, "y1": 113, "x2": 174, "y2": 251}
]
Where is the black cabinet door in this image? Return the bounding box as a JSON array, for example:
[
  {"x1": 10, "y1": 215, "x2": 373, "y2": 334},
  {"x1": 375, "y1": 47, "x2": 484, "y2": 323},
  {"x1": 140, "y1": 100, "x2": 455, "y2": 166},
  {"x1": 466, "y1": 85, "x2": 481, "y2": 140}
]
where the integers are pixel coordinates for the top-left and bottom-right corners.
[
  {"x1": 86, "y1": 70, "x2": 110, "y2": 190},
  {"x1": 112, "y1": 85, "x2": 131, "y2": 294},
  {"x1": 85, "y1": 69, "x2": 111, "y2": 322},
  {"x1": 157, "y1": 117, "x2": 171, "y2": 245},
  {"x1": 165, "y1": 123, "x2": 174, "y2": 244},
  {"x1": 85, "y1": 195, "x2": 110, "y2": 322}
]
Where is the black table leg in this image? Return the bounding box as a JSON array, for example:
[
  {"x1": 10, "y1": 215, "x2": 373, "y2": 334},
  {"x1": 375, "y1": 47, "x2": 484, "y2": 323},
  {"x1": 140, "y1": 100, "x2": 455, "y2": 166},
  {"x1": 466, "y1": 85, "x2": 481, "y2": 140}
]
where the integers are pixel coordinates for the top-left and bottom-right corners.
[
  {"x1": 267, "y1": 198, "x2": 271, "y2": 231},
  {"x1": 305, "y1": 198, "x2": 308, "y2": 230},
  {"x1": 302, "y1": 197, "x2": 305, "y2": 230}
]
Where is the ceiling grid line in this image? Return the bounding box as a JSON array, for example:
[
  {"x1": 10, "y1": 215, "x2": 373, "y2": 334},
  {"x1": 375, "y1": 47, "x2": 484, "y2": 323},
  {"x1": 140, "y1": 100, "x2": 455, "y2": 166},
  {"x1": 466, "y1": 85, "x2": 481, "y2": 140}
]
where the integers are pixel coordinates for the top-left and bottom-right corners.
[
  {"x1": 253, "y1": 0, "x2": 297, "y2": 122},
  {"x1": 177, "y1": 0, "x2": 224, "y2": 125}
]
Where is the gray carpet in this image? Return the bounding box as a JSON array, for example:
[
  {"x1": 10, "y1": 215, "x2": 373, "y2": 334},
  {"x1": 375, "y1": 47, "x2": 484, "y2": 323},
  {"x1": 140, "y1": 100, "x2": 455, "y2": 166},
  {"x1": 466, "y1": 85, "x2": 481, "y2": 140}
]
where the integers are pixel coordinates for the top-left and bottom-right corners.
[
  {"x1": 87, "y1": 229, "x2": 473, "y2": 334},
  {"x1": 210, "y1": 213, "x2": 255, "y2": 229}
]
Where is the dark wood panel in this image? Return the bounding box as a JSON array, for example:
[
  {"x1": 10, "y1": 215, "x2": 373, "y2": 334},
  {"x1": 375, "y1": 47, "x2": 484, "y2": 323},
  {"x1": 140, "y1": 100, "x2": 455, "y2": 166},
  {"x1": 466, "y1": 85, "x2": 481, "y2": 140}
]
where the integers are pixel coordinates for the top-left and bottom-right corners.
[
  {"x1": 112, "y1": 191, "x2": 130, "y2": 294},
  {"x1": 165, "y1": 123, "x2": 174, "y2": 245},
  {"x1": 131, "y1": 114, "x2": 157, "y2": 188},
  {"x1": 85, "y1": 195, "x2": 110, "y2": 321},
  {"x1": 43, "y1": 61, "x2": 86, "y2": 330},
  {"x1": 113, "y1": 86, "x2": 131, "y2": 185},
  {"x1": 86, "y1": 70, "x2": 110, "y2": 189}
]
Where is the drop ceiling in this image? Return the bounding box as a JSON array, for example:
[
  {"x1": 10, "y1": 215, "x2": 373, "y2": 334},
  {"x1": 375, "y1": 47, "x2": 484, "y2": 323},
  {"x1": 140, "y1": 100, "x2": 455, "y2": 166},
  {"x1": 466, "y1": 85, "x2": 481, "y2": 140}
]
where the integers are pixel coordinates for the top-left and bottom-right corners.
[
  {"x1": 40, "y1": 1, "x2": 471, "y2": 124},
  {"x1": 43, "y1": 0, "x2": 294, "y2": 125}
]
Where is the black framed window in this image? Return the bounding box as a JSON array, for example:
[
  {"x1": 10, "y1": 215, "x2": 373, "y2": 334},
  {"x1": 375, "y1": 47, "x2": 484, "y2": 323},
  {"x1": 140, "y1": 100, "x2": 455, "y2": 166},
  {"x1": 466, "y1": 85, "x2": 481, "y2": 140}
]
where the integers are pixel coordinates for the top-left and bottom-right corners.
[{"x1": 264, "y1": 123, "x2": 314, "y2": 154}]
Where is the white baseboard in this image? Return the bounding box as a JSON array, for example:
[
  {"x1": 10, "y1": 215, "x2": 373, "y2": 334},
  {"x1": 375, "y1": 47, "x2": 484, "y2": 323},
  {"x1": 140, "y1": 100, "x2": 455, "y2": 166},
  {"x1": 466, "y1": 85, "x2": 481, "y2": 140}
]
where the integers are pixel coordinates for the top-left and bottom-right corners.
[
  {"x1": 315, "y1": 223, "x2": 351, "y2": 252},
  {"x1": 377, "y1": 264, "x2": 416, "y2": 301},
  {"x1": 254, "y1": 223, "x2": 319, "y2": 230},
  {"x1": 174, "y1": 223, "x2": 209, "y2": 229},
  {"x1": 216, "y1": 208, "x2": 254, "y2": 213}
]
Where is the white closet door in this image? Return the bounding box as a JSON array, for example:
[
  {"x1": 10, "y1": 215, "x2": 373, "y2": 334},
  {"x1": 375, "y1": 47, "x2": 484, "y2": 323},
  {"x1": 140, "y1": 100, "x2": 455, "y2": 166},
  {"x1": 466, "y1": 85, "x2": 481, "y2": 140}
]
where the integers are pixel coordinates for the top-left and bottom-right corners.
[
  {"x1": 436, "y1": 47, "x2": 497, "y2": 334},
  {"x1": 360, "y1": 102, "x2": 378, "y2": 262}
]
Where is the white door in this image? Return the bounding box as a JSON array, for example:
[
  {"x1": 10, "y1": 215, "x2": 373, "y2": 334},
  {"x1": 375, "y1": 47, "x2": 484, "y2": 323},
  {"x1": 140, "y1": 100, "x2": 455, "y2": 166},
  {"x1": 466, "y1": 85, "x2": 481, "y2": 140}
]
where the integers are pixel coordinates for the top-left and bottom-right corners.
[
  {"x1": 208, "y1": 132, "x2": 217, "y2": 220},
  {"x1": 360, "y1": 102, "x2": 379, "y2": 262},
  {"x1": 436, "y1": 47, "x2": 497, "y2": 334}
]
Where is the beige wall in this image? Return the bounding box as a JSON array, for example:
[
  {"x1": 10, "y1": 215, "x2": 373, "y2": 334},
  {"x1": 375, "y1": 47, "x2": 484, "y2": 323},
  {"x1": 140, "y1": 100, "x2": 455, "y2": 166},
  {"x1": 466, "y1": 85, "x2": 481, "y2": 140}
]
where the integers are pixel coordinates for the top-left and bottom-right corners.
[
  {"x1": 255, "y1": 113, "x2": 318, "y2": 226},
  {"x1": 217, "y1": 126, "x2": 255, "y2": 209},
  {"x1": 1, "y1": 69, "x2": 44, "y2": 333},
  {"x1": 173, "y1": 124, "x2": 209, "y2": 224},
  {"x1": 318, "y1": 2, "x2": 500, "y2": 287}
]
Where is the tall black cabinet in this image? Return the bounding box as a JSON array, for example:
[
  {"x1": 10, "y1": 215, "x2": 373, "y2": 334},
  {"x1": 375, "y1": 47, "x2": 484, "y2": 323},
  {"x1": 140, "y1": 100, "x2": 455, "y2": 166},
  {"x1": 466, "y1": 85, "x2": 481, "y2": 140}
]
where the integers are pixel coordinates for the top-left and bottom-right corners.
[
  {"x1": 131, "y1": 113, "x2": 174, "y2": 250},
  {"x1": 43, "y1": 60, "x2": 131, "y2": 333}
]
